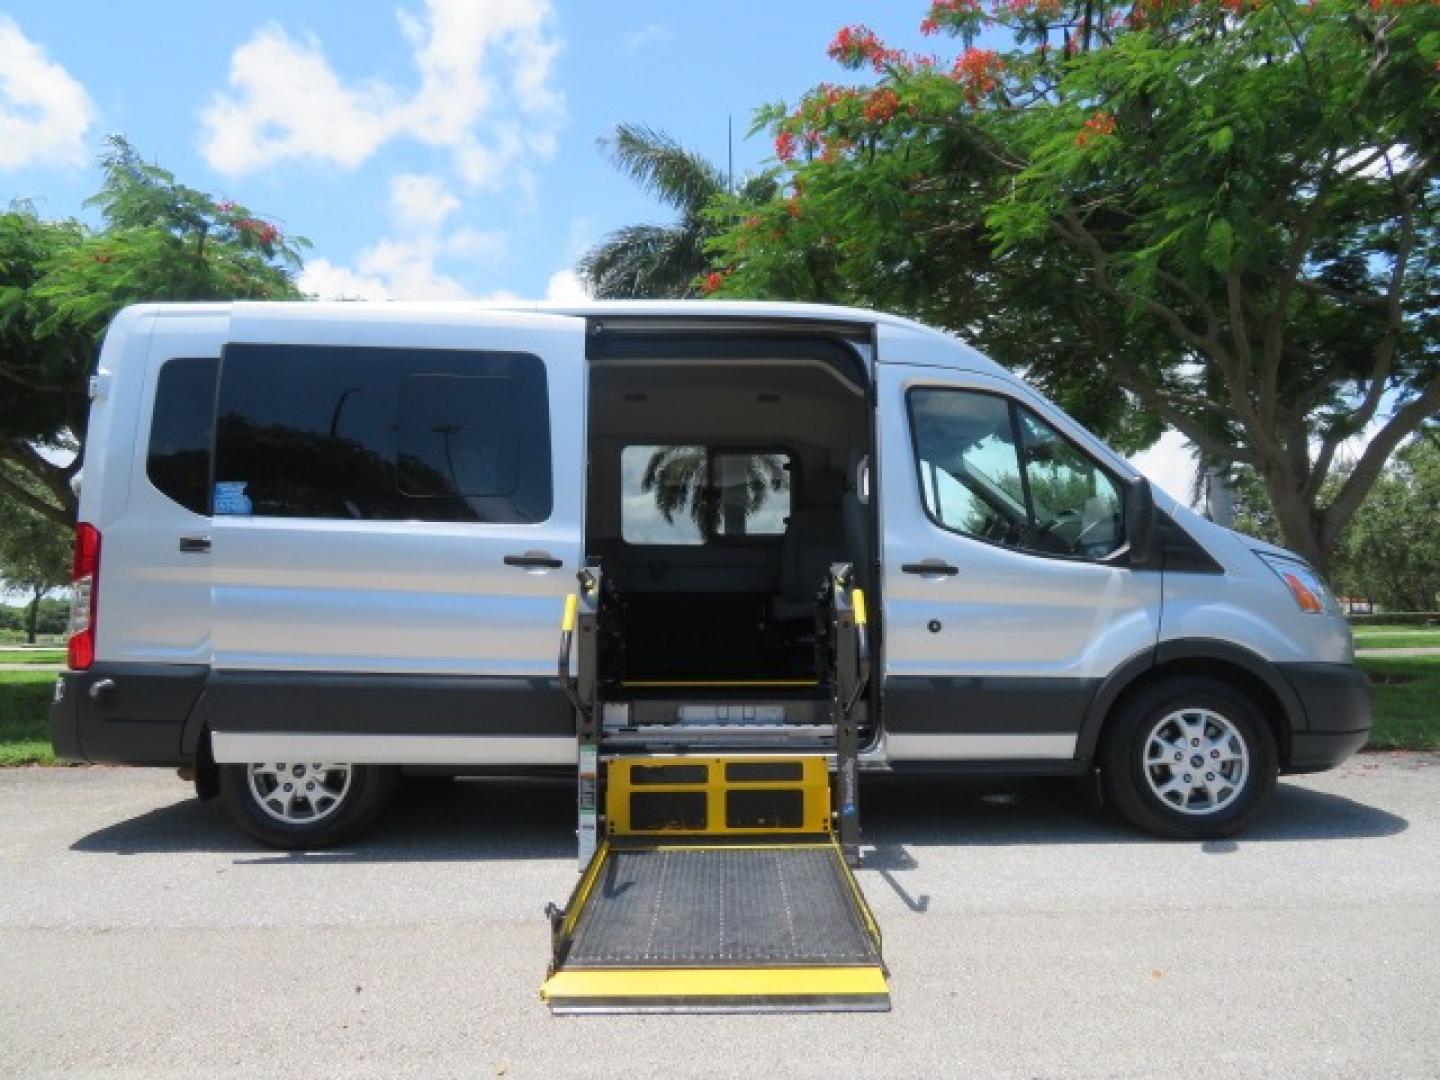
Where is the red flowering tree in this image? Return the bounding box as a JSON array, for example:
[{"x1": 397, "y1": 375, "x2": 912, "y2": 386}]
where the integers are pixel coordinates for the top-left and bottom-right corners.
[{"x1": 709, "y1": 0, "x2": 1440, "y2": 573}]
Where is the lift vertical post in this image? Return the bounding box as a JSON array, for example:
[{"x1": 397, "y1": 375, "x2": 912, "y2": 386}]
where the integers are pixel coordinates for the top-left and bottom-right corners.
[
  {"x1": 829, "y1": 564, "x2": 868, "y2": 868},
  {"x1": 559, "y1": 567, "x2": 603, "y2": 868}
]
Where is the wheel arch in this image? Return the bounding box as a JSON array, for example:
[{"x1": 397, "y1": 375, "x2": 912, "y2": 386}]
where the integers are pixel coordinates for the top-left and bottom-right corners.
[{"x1": 1078, "y1": 639, "x2": 1304, "y2": 768}]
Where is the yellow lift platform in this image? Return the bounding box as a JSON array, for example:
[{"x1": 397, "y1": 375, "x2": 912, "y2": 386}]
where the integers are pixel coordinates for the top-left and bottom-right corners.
[{"x1": 540, "y1": 568, "x2": 889, "y2": 1014}]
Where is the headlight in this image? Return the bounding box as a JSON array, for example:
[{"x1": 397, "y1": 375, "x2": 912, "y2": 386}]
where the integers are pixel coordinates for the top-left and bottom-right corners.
[{"x1": 1256, "y1": 552, "x2": 1334, "y2": 615}]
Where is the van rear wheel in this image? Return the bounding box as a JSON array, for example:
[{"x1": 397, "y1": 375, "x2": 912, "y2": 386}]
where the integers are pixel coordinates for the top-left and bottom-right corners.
[
  {"x1": 219, "y1": 761, "x2": 397, "y2": 849},
  {"x1": 1101, "y1": 676, "x2": 1277, "y2": 839}
]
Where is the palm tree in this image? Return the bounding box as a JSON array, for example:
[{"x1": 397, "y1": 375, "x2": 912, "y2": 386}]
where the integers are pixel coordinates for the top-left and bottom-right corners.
[
  {"x1": 642, "y1": 447, "x2": 788, "y2": 536},
  {"x1": 579, "y1": 124, "x2": 773, "y2": 299}
]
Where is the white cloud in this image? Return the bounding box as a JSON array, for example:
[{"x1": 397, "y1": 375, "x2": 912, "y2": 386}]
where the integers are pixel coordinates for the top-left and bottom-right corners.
[
  {"x1": 1128, "y1": 429, "x2": 1197, "y2": 508},
  {"x1": 302, "y1": 248, "x2": 587, "y2": 305},
  {"x1": 296, "y1": 258, "x2": 392, "y2": 302},
  {"x1": 201, "y1": 0, "x2": 565, "y2": 189},
  {"x1": 199, "y1": 24, "x2": 393, "y2": 174},
  {"x1": 389, "y1": 172, "x2": 460, "y2": 230},
  {"x1": 300, "y1": 224, "x2": 505, "y2": 302},
  {"x1": 624, "y1": 24, "x2": 672, "y2": 54},
  {"x1": 542, "y1": 268, "x2": 589, "y2": 303},
  {"x1": 0, "y1": 16, "x2": 95, "y2": 171}
]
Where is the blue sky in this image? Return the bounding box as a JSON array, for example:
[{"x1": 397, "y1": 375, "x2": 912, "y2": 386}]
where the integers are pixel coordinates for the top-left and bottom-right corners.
[
  {"x1": 0, "y1": 0, "x2": 1198, "y2": 498},
  {"x1": 0, "y1": 1, "x2": 944, "y2": 303}
]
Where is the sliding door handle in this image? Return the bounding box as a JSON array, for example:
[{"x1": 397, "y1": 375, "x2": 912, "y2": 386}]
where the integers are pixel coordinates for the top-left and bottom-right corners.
[
  {"x1": 504, "y1": 551, "x2": 563, "y2": 570},
  {"x1": 901, "y1": 559, "x2": 958, "y2": 577},
  {"x1": 178, "y1": 535, "x2": 211, "y2": 554}
]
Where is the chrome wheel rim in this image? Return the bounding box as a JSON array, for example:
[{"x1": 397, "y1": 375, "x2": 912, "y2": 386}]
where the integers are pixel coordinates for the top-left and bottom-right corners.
[
  {"x1": 247, "y1": 762, "x2": 353, "y2": 824},
  {"x1": 1142, "y1": 708, "x2": 1249, "y2": 816}
]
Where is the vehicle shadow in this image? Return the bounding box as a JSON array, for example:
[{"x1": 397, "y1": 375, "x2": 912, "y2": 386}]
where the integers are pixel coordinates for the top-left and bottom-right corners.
[
  {"x1": 858, "y1": 774, "x2": 1411, "y2": 849},
  {"x1": 70, "y1": 773, "x2": 1408, "y2": 862}
]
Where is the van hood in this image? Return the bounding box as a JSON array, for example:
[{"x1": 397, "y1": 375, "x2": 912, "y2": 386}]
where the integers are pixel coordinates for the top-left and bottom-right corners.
[
  {"x1": 1151, "y1": 489, "x2": 1311, "y2": 571},
  {"x1": 1223, "y1": 529, "x2": 1309, "y2": 565}
]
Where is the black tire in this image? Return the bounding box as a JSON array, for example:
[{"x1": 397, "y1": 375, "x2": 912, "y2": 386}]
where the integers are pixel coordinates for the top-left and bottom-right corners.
[
  {"x1": 1101, "y1": 676, "x2": 1278, "y2": 839},
  {"x1": 219, "y1": 762, "x2": 398, "y2": 849}
]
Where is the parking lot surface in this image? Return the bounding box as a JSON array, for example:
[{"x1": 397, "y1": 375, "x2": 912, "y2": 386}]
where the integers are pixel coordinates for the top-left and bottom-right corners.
[{"x1": 1, "y1": 756, "x2": 1437, "y2": 1078}]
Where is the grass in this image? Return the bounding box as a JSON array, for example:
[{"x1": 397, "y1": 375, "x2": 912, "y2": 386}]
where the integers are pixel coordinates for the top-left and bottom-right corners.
[
  {"x1": 0, "y1": 670, "x2": 58, "y2": 766},
  {"x1": 0, "y1": 649, "x2": 66, "y2": 665},
  {"x1": 1351, "y1": 624, "x2": 1440, "y2": 650},
  {"x1": 0, "y1": 657, "x2": 1434, "y2": 767},
  {"x1": 1358, "y1": 655, "x2": 1440, "y2": 751}
]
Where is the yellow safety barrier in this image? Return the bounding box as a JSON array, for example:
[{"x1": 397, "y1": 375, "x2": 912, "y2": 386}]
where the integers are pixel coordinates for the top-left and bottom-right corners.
[{"x1": 606, "y1": 755, "x2": 832, "y2": 836}]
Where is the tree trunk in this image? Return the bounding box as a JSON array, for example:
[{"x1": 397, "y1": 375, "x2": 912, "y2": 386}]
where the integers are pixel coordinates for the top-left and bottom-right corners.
[
  {"x1": 1262, "y1": 469, "x2": 1329, "y2": 577},
  {"x1": 25, "y1": 585, "x2": 41, "y2": 645},
  {"x1": 1205, "y1": 468, "x2": 1235, "y2": 529}
]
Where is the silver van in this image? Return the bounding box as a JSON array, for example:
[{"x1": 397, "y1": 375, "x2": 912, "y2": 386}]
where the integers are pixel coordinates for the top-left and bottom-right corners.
[{"x1": 49, "y1": 300, "x2": 1371, "y2": 848}]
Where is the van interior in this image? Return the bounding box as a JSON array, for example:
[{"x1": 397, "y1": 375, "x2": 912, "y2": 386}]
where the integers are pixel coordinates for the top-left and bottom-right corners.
[{"x1": 584, "y1": 337, "x2": 873, "y2": 733}]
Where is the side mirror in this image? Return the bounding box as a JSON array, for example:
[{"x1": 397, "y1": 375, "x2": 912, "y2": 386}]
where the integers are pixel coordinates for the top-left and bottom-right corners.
[{"x1": 1124, "y1": 475, "x2": 1158, "y2": 567}]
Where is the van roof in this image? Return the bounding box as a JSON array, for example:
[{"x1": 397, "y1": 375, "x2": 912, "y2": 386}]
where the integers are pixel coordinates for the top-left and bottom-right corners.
[{"x1": 128, "y1": 298, "x2": 1004, "y2": 376}]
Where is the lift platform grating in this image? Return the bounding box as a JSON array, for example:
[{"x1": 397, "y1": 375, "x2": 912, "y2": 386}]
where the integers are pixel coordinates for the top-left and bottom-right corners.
[{"x1": 564, "y1": 844, "x2": 879, "y2": 969}]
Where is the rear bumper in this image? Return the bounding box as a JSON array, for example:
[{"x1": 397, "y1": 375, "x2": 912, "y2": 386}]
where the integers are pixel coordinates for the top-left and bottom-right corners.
[
  {"x1": 1277, "y1": 662, "x2": 1372, "y2": 774},
  {"x1": 49, "y1": 663, "x2": 207, "y2": 765}
]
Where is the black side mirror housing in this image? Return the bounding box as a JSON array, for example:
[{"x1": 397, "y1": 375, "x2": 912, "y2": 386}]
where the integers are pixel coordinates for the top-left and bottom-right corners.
[{"x1": 1124, "y1": 475, "x2": 1158, "y2": 567}]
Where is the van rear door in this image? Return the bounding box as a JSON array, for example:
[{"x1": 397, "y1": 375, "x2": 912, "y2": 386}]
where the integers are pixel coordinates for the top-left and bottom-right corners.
[
  {"x1": 101, "y1": 311, "x2": 225, "y2": 666},
  {"x1": 208, "y1": 306, "x2": 586, "y2": 684}
]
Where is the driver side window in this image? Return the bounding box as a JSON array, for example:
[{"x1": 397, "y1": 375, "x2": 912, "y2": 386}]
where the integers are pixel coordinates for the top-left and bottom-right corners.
[{"x1": 909, "y1": 387, "x2": 1125, "y2": 560}]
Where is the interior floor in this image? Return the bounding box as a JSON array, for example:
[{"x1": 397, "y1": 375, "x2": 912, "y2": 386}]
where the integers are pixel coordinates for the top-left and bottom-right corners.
[
  {"x1": 584, "y1": 349, "x2": 871, "y2": 696},
  {"x1": 611, "y1": 593, "x2": 816, "y2": 683}
]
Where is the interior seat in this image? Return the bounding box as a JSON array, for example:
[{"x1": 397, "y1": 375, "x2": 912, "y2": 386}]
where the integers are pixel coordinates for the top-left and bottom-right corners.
[{"x1": 771, "y1": 468, "x2": 847, "y2": 623}]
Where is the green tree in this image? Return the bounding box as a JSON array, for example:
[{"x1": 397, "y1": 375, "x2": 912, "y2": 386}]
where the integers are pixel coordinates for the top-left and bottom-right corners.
[
  {"x1": 708, "y1": 0, "x2": 1439, "y2": 575},
  {"x1": 0, "y1": 488, "x2": 70, "y2": 643},
  {"x1": 1340, "y1": 437, "x2": 1440, "y2": 610},
  {"x1": 0, "y1": 136, "x2": 306, "y2": 526},
  {"x1": 580, "y1": 124, "x2": 776, "y2": 298}
]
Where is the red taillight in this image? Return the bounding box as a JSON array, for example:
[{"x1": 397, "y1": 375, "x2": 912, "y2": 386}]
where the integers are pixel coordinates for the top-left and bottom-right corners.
[{"x1": 67, "y1": 523, "x2": 101, "y2": 670}]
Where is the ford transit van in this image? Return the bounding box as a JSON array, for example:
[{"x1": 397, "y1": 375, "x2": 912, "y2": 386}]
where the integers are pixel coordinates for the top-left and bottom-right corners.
[{"x1": 49, "y1": 300, "x2": 1371, "y2": 848}]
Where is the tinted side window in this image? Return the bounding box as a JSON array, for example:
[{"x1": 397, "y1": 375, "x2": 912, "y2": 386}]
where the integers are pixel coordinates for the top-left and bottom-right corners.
[
  {"x1": 214, "y1": 345, "x2": 551, "y2": 523},
  {"x1": 909, "y1": 387, "x2": 1124, "y2": 560},
  {"x1": 147, "y1": 356, "x2": 218, "y2": 514}
]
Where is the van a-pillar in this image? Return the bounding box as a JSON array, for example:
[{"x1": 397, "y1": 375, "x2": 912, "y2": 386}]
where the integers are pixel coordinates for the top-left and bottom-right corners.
[{"x1": 540, "y1": 564, "x2": 889, "y2": 1014}]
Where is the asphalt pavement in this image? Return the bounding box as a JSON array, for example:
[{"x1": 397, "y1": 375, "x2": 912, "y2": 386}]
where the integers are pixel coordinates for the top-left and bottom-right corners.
[{"x1": 1, "y1": 756, "x2": 1437, "y2": 1078}]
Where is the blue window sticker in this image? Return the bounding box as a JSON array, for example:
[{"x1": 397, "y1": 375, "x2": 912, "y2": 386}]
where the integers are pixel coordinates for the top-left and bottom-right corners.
[{"x1": 214, "y1": 481, "x2": 252, "y2": 516}]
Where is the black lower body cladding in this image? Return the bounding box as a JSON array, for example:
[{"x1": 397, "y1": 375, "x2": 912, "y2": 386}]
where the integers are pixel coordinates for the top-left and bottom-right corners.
[
  {"x1": 881, "y1": 675, "x2": 1095, "y2": 735},
  {"x1": 50, "y1": 665, "x2": 573, "y2": 766},
  {"x1": 190, "y1": 671, "x2": 573, "y2": 743},
  {"x1": 50, "y1": 663, "x2": 208, "y2": 765},
  {"x1": 1278, "y1": 661, "x2": 1373, "y2": 773}
]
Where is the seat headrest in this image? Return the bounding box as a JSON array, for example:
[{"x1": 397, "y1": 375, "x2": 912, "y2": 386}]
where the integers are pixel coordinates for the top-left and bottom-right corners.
[{"x1": 806, "y1": 468, "x2": 845, "y2": 508}]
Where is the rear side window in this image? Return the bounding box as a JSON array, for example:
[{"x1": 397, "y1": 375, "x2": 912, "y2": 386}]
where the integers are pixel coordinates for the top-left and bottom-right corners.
[
  {"x1": 147, "y1": 356, "x2": 218, "y2": 515},
  {"x1": 621, "y1": 446, "x2": 790, "y2": 544},
  {"x1": 214, "y1": 344, "x2": 551, "y2": 523}
]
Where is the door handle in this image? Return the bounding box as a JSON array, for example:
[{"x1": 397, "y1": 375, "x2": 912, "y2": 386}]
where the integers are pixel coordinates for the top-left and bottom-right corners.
[
  {"x1": 504, "y1": 551, "x2": 563, "y2": 570},
  {"x1": 178, "y1": 535, "x2": 212, "y2": 554},
  {"x1": 901, "y1": 559, "x2": 958, "y2": 576}
]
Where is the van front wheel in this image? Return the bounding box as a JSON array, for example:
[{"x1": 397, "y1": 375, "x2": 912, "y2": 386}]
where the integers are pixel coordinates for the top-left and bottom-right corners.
[
  {"x1": 219, "y1": 761, "x2": 397, "y2": 849},
  {"x1": 1101, "y1": 677, "x2": 1277, "y2": 839}
]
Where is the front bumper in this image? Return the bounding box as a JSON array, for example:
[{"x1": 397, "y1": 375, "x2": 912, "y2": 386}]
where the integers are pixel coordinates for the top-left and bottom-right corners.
[{"x1": 1278, "y1": 661, "x2": 1372, "y2": 774}]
